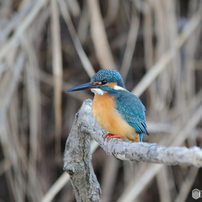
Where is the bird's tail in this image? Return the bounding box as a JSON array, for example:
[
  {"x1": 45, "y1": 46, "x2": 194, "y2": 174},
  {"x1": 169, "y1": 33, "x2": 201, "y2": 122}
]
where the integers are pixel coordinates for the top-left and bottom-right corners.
[{"x1": 139, "y1": 134, "x2": 143, "y2": 142}]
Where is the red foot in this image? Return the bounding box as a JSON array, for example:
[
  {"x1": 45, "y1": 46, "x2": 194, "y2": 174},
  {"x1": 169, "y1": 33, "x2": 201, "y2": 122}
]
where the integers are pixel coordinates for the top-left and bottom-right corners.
[
  {"x1": 104, "y1": 133, "x2": 113, "y2": 138},
  {"x1": 104, "y1": 133, "x2": 123, "y2": 141},
  {"x1": 109, "y1": 135, "x2": 123, "y2": 141}
]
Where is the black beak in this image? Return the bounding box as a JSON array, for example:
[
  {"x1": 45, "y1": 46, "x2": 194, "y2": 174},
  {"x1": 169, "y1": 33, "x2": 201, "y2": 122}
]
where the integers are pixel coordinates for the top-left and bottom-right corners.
[{"x1": 67, "y1": 82, "x2": 99, "y2": 92}]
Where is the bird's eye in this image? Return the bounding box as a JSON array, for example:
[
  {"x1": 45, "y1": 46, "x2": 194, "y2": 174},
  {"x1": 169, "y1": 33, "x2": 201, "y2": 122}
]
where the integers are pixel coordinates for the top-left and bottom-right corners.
[{"x1": 101, "y1": 79, "x2": 107, "y2": 84}]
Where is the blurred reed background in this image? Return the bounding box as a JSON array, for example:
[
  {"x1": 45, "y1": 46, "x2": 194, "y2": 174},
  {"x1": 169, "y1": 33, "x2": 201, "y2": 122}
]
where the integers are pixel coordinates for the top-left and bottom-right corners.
[{"x1": 0, "y1": 0, "x2": 202, "y2": 201}]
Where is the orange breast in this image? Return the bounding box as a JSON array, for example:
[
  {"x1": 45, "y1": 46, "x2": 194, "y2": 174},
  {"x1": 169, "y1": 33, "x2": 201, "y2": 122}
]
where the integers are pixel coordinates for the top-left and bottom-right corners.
[{"x1": 91, "y1": 93, "x2": 138, "y2": 141}]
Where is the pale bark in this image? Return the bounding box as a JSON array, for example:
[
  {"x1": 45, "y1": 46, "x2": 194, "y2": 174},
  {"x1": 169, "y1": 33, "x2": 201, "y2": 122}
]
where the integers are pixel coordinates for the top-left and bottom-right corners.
[
  {"x1": 63, "y1": 100, "x2": 101, "y2": 202},
  {"x1": 63, "y1": 99, "x2": 202, "y2": 201}
]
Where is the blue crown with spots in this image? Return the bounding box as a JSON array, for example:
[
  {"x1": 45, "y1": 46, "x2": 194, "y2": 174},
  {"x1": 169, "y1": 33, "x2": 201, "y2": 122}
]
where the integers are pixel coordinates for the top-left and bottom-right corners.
[{"x1": 91, "y1": 69, "x2": 126, "y2": 88}]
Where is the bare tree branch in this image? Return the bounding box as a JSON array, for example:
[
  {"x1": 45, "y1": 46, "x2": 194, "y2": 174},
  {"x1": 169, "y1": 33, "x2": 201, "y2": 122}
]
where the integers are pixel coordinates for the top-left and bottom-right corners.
[
  {"x1": 63, "y1": 100, "x2": 101, "y2": 202},
  {"x1": 64, "y1": 99, "x2": 202, "y2": 168},
  {"x1": 63, "y1": 98, "x2": 202, "y2": 201}
]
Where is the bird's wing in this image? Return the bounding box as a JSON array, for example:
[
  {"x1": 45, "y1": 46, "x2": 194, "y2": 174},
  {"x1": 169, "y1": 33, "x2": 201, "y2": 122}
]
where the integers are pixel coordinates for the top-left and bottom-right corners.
[{"x1": 115, "y1": 91, "x2": 149, "y2": 135}]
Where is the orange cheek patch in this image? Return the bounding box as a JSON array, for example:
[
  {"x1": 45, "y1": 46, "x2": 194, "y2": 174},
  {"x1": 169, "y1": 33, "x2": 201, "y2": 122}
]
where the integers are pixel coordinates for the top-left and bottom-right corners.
[{"x1": 106, "y1": 82, "x2": 117, "y2": 89}]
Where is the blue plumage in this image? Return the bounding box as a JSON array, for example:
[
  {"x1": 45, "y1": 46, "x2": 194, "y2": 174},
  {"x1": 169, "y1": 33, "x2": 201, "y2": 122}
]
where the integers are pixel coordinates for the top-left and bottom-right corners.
[
  {"x1": 92, "y1": 70, "x2": 149, "y2": 141},
  {"x1": 91, "y1": 69, "x2": 126, "y2": 88},
  {"x1": 67, "y1": 69, "x2": 149, "y2": 142},
  {"x1": 114, "y1": 90, "x2": 149, "y2": 138}
]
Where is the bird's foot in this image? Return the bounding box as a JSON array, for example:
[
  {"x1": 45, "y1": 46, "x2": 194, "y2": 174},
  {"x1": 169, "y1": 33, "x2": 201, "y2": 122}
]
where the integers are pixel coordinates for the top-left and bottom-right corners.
[
  {"x1": 104, "y1": 133, "x2": 123, "y2": 141},
  {"x1": 104, "y1": 133, "x2": 113, "y2": 139},
  {"x1": 109, "y1": 135, "x2": 123, "y2": 141}
]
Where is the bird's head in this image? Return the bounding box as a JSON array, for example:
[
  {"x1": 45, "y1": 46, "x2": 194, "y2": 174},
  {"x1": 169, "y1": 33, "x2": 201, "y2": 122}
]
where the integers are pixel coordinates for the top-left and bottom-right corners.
[{"x1": 66, "y1": 69, "x2": 126, "y2": 95}]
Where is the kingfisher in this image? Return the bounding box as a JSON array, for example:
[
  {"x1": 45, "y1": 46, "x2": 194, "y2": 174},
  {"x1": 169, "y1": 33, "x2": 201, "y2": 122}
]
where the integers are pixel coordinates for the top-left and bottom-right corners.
[{"x1": 66, "y1": 69, "x2": 149, "y2": 142}]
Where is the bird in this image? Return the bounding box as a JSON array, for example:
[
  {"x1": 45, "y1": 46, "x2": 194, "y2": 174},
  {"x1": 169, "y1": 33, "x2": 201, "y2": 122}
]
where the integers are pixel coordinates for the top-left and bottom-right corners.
[{"x1": 66, "y1": 69, "x2": 149, "y2": 142}]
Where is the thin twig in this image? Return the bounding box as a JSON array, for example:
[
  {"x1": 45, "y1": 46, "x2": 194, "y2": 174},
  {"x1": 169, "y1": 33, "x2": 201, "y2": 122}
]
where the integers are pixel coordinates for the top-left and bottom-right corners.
[
  {"x1": 132, "y1": 5, "x2": 202, "y2": 97},
  {"x1": 0, "y1": 0, "x2": 49, "y2": 61},
  {"x1": 120, "y1": 6, "x2": 140, "y2": 80},
  {"x1": 51, "y1": 0, "x2": 63, "y2": 158},
  {"x1": 87, "y1": 0, "x2": 116, "y2": 70},
  {"x1": 58, "y1": 0, "x2": 95, "y2": 77}
]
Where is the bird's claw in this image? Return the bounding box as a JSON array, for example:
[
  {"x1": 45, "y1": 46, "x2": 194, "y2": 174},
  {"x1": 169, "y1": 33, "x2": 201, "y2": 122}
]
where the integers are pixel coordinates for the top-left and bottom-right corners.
[
  {"x1": 104, "y1": 133, "x2": 123, "y2": 141},
  {"x1": 104, "y1": 133, "x2": 113, "y2": 138}
]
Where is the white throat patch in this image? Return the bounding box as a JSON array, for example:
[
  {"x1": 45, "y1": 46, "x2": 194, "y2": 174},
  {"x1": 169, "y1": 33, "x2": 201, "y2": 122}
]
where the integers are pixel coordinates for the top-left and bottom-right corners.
[{"x1": 91, "y1": 88, "x2": 105, "y2": 95}]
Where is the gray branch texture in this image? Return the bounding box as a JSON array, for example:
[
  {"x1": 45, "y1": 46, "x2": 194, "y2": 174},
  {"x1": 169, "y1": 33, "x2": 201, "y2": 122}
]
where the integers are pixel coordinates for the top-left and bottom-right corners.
[{"x1": 63, "y1": 99, "x2": 202, "y2": 201}]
